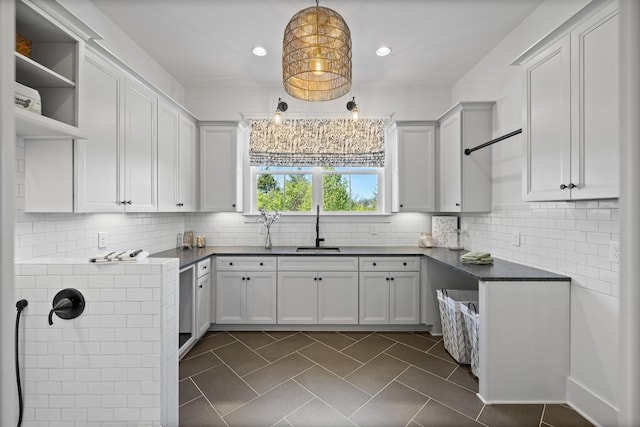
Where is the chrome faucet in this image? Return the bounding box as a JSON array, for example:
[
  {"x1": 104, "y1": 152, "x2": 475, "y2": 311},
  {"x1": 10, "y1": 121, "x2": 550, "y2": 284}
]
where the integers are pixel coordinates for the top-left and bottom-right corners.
[{"x1": 315, "y1": 204, "x2": 324, "y2": 248}]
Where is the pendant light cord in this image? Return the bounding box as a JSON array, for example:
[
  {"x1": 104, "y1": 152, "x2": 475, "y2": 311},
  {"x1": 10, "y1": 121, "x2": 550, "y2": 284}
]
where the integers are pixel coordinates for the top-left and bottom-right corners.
[{"x1": 15, "y1": 299, "x2": 28, "y2": 427}]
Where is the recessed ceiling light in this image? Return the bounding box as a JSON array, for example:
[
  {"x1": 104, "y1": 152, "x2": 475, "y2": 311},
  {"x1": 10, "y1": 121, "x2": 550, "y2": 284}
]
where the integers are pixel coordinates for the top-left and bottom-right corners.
[
  {"x1": 376, "y1": 46, "x2": 391, "y2": 57},
  {"x1": 252, "y1": 46, "x2": 267, "y2": 56}
]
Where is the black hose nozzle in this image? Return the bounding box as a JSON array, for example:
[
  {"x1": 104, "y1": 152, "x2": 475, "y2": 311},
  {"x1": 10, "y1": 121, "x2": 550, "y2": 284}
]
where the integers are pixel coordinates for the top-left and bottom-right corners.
[{"x1": 16, "y1": 299, "x2": 28, "y2": 312}]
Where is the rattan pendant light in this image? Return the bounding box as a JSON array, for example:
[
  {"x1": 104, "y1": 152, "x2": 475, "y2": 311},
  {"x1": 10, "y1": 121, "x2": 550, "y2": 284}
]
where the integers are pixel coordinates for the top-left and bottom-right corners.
[{"x1": 282, "y1": 0, "x2": 352, "y2": 101}]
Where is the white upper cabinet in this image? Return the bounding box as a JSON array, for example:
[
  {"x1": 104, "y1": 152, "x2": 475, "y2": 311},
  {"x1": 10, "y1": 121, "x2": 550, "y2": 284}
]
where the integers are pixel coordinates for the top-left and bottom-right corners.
[
  {"x1": 518, "y1": 2, "x2": 619, "y2": 201},
  {"x1": 123, "y1": 77, "x2": 157, "y2": 212},
  {"x1": 178, "y1": 115, "x2": 197, "y2": 210},
  {"x1": 520, "y1": 36, "x2": 571, "y2": 201},
  {"x1": 76, "y1": 50, "x2": 158, "y2": 213},
  {"x1": 437, "y1": 102, "x2": 494, "y2": 212},
  {"x1": 570, "y1": 3, "x2": 619, "y2": 200},
  {"x1": 158, "y1": 100, "x2": 197, "y2": 212},
  {"x1": 394, "y1": 122, "x2": 437, "y2": 212},
  {"x1": 200, "y1": 123, "x2": 242, "y2": 212},
  {"x1": 75, "y1": 51, "x2": 123, "y2": 213}
]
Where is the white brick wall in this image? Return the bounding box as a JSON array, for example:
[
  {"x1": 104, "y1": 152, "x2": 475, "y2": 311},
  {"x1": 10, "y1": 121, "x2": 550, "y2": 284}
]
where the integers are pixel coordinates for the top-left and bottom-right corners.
[
  {"x1": 15, "y1": 259, "x2": 179, "y2": 427},
  {"x1": 462, "y1": 201, "x2": 620, "y2": 297},
  {"x1": 186, "y1": 211, "x2": 433, "y2": 247}
]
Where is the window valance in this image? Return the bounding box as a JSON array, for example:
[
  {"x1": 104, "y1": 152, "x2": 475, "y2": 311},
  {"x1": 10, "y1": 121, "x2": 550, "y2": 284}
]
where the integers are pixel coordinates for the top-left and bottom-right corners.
[{"x1": 249, "y1": 118, "x2": 386, "y2": 167}]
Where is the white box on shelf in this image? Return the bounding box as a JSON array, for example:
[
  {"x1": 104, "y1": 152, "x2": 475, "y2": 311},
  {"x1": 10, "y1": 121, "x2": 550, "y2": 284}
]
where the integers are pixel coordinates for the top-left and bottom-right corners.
[{"x1": 14, "y1": 81, "x2": 41, "y2": 114}]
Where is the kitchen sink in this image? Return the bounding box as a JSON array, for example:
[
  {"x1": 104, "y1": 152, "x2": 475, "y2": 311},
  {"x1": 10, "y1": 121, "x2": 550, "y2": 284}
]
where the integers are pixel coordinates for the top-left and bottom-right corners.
[{"x1": 296, "y1": 246, "x2": 341, "y2": 253}]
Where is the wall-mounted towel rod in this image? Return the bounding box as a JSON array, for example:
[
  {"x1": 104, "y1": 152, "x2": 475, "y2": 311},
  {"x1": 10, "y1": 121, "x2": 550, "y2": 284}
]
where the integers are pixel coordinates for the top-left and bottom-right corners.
[{"x1": 464, "y1": 128, "x2": 522, "y2": 155}]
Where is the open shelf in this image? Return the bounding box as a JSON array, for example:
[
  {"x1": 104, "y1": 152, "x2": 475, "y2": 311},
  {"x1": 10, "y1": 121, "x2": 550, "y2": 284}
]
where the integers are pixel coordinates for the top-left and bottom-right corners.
[
  {"x1": 16, "y1": 107, "x2": 85, "y2": 139},
  {"x1": 15, "y1": 0, "x2": 81, "y2": 138},
  {"x1": 15, "y1": 52, "x2": 75, "y2": 88}
]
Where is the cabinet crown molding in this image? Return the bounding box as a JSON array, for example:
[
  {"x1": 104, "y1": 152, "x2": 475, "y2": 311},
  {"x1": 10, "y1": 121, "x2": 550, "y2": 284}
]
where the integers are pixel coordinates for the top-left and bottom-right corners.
[{"x1": 511, "y1": 0, "x2": 615, "y2": 66}]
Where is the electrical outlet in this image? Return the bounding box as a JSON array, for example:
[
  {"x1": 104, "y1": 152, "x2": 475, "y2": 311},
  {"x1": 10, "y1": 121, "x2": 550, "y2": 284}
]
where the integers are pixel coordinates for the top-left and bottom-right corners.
[
  {"x1": 609, "y1": 241, "x2": 620, "y2": 262},
  {"x1": 370, "y1": 224, "x2": 378, "y2": 235},
  {"x1": 98, "y1": 232, "x2": 107, "y2": 249},
  {"x1": 512, "y1": 231, "x2": 520, "y2": 247}
]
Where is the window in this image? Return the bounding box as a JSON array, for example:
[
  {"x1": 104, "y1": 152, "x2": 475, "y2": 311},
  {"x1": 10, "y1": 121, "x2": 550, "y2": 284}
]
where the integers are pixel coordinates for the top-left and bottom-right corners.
[{"x1": 253, "y1": 166, "x2": 382, "y2": 213}]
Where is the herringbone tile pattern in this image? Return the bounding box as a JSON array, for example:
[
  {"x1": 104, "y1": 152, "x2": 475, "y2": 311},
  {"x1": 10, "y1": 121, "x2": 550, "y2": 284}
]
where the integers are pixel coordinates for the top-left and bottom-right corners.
[{"x1": 179, "y1": 331, "x2": 592, "y2": 427}]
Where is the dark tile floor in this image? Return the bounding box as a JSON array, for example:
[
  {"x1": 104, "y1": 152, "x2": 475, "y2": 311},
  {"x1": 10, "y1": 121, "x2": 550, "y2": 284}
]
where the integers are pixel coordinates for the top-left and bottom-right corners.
[{"x1": 179, "y1": 331, "x2": 592, "y2": 427}]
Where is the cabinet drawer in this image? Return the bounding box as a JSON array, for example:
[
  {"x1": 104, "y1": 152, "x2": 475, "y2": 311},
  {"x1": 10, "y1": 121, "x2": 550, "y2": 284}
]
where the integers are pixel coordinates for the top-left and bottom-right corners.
[
  {"x1": 197, "y1": 258, "x2": 211, "y2": 278},
  {"x1": 359, "y1": 257, "x2": 420, "y2": 271},
  {"x1": 277, "y1": 256, "x2": 358, "y2": 271},
  {"x1": 216, "y1": 256, "x2": 276, "y2": 271}
]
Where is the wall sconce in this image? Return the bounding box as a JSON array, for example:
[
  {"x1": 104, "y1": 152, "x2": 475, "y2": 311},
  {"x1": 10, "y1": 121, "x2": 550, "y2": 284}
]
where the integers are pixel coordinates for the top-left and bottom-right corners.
[
  {"x1": 273, "y1": 98, "x2": 288, "y2": 124},
  {"x1": 346, "y1": 97, "x2": 359, "y2": 120}
]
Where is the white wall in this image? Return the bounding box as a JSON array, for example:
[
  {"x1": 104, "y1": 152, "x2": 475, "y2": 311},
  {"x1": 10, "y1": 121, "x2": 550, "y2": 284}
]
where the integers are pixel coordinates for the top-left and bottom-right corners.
[
  {"x1": 186, "y1": 84, "x2": 452, "y2": 122},
  {"x1": 452, "y1": 0, "x2": 620, "y2": 425},
  {"x1": 619, "y1": 1, "x2": 640, "y2": 423},
  {"x1": 1, "y1": 1, "x2": 17, "y2": 425},
  {"x1": 57, "y1": 0, "x2": 185, "y2": 103}
]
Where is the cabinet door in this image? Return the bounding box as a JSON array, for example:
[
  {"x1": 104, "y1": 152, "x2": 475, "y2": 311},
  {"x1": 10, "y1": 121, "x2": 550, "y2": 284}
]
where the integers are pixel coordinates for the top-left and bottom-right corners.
[
  {"x1": 397, "y1": 124, "x2": 436, "y2": 212},
  {"x1": 200, "y1": 125, "x2": 238, "y2": 211},
  {"x1": 178, "y1": 114, "x2": 197, "y2": 211},
  {"x1": 157, "y1": 100, "x2": 180, "y2": 211},
  {"x1": 438, "y1": 112, "x2": 462, "y2": 212},
  {"x1": 216, "y1": 271, "x2": 246, "y2": 323},
  {"x1": 277, "y1": 272, "x2": 317, "y2": 324},
  {"x1": 359, "y1": 272, "x2": 389, "y2": 324},
  {"x1": 570, "y1": 4, "x2": 619, "y2": 199},
  {"x1": 75, "y1": 52, "x2": 123, "y2": 213},
  {"x1": 317, "y1": 271, "x2": 358, "y2": 324},
  {"x1": 390, "y1": 272, "x2": 420, "y2": 324},
  {"x1": 522, "y1": 36, "x2": 571, "y2": 201},
  {"x1": 196, "y1": 274, "x2": 210, "y2": 337},
  {"x1": 246, "y1": 272, "x2": 277, "y2": 324},
  {"x1": 123, "y1": 78, "x2": 157, "y2": 212}
]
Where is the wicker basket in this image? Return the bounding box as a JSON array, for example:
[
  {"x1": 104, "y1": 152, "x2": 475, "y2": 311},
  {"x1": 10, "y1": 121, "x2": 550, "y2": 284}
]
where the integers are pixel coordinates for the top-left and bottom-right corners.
[
  {"x1": 16, "y1": 33, "x2": 32, "y2": 57},
  {"x1": 437, "y1": 289, "x2": 478, "y2": 364},
  {"x1": 461, "y1": 302, "x2": 480, "y2": 379}
]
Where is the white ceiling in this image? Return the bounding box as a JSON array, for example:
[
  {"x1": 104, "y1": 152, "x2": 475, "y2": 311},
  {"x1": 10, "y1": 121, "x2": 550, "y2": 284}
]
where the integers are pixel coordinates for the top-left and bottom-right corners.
[{"x1": 89, "y1": 0, "x2": 543, "y2": 90}]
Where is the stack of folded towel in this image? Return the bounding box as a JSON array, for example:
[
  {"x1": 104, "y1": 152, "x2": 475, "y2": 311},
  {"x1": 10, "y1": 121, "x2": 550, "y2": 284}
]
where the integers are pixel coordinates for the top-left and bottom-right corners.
[
  {"x1": 460, "y1": 251, "x2": 494, "y2": 265},
  {"x1": 90, "y1": 249, "x2": 149, "y2": 263}
]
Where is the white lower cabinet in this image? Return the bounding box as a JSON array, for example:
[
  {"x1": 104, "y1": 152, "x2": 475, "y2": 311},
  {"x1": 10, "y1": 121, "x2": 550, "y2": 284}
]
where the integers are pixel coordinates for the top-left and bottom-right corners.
[
  {"x1": 318, "y1": 271, "x2": 359, "y2": 324},
  {"x1": 215, "y1": 257, "x2": 276, "y2": 324},
  {"x1": 277, "y1": 257, "x2": 359, "y2": 325},
  {"x1": 359, "y1": 257, "x2": 420, "y2": 325},
  {"x1": 195, "y1": 259, "x2": 211, "y2": 337},
  {"x1": 277, "y1": 272, "x2": 318, "y2": 324}
]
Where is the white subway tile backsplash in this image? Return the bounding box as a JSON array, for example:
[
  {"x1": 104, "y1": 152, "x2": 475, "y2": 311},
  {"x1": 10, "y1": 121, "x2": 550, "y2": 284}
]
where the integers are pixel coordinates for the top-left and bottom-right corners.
[{"x1": 463, "y1": 201, "x2": 619, "y2": 297}]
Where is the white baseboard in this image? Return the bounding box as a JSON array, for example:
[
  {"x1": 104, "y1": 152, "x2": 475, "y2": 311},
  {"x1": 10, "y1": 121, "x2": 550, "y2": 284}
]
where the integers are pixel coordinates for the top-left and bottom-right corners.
[{"x1": 567, "y1": 377, "x2": 619, "y2": 427}]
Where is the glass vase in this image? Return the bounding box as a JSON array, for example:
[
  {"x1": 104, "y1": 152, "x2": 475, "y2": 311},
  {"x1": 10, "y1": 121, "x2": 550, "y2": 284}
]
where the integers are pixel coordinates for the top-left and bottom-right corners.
[{"x1": 264, "y1": 227, "x2": 272, "y2": 249}]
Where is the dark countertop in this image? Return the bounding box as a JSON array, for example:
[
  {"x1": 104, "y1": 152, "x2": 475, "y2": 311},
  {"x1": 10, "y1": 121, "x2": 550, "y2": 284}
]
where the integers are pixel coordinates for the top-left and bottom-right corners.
[{"x1": 151, "y1": 246, "x2": 570, "y2": 282}]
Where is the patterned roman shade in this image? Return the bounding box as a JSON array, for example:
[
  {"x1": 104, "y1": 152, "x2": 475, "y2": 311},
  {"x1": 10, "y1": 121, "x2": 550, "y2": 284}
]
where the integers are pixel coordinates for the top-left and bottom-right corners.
[{"x1": 249, "y1": 118, "x2": 385, "y2": 167}]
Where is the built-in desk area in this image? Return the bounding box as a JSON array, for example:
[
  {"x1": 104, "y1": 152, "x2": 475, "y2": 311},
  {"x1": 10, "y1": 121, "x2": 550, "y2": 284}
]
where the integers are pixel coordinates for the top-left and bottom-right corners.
[{"x1": 421, "y1": 248, "x2": 570, "y2": 404}]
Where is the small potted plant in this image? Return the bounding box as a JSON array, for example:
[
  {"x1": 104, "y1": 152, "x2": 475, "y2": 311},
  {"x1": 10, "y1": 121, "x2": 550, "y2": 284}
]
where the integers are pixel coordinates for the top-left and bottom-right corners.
[{"x1": 257, "y1": 208, "x2": 280, "y2": 249}]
